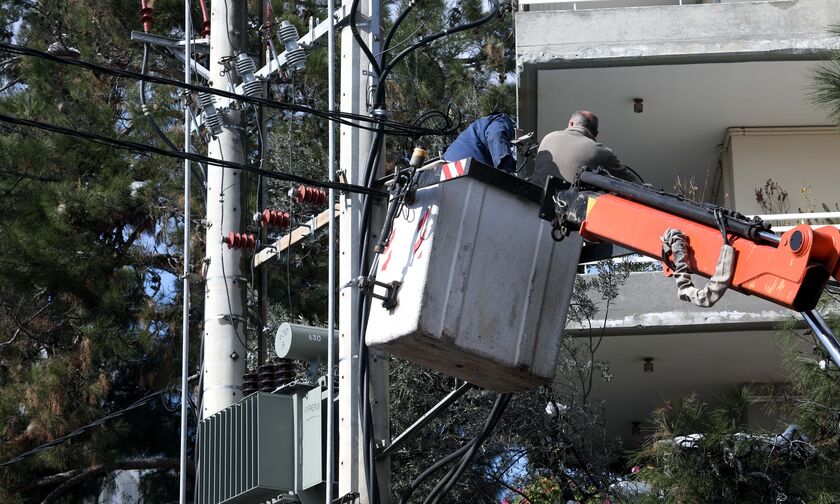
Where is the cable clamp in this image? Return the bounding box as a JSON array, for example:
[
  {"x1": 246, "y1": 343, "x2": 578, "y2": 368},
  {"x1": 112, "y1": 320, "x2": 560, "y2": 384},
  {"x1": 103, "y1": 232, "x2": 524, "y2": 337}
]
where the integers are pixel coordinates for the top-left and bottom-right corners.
[{"x1": 357, "y1": 277, "x2": 401, "y2": 310}]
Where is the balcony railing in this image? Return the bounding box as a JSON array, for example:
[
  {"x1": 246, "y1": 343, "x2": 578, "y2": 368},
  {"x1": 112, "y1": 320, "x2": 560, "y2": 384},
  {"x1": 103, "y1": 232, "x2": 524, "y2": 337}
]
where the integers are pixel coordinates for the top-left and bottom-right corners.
[
  {"x1": 518, "y1": 0, "x2": 768, "y2": 12},
  {"x1": 751, "y1": 212, "x2": 840, "y2": 233}
]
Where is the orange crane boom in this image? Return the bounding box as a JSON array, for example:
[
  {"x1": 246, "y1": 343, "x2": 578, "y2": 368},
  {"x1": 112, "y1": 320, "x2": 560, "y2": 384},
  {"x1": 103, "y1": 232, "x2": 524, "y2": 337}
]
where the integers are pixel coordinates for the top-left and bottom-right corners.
[{"x1": 541, "y1": 168, "x2": 840, "y2": 368}]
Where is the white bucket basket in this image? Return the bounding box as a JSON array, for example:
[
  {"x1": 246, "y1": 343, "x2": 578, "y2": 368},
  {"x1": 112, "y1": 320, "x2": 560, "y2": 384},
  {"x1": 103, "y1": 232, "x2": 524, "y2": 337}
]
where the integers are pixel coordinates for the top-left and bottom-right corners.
[{"x1": 366, "y1": 159, "x2": 582, "y2": 392}]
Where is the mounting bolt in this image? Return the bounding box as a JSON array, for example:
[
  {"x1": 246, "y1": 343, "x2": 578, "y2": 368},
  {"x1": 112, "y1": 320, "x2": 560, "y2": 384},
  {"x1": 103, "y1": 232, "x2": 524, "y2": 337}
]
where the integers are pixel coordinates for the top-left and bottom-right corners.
[{"x1": 230, "y1": 351, "x2": 240, "y2": 361}]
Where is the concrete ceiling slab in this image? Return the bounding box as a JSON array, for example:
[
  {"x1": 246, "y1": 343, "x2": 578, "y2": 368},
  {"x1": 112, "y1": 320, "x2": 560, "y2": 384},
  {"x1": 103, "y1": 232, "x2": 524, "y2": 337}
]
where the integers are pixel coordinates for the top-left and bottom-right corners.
[{"x1": 535, "y1": 60, "x2": 832, "y2": 198}]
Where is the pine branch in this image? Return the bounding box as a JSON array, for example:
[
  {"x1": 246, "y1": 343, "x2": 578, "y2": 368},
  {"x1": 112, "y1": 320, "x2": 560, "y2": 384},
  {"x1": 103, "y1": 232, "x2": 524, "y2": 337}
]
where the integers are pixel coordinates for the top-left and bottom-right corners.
[
  {"x1": 36, "y1": 457, "x2": 191, "y2": 504},
  {"x1": 0, "y1": 168, "x2": 60, "y2": 183}
]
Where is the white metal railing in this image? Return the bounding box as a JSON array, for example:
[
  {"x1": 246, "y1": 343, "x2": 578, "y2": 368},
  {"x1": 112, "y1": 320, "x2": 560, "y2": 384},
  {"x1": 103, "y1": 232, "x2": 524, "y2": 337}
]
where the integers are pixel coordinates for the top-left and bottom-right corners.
[
  {"x1": 751, "y1": 211, "x2": 840, "y2": 233},
  {"x1": 519, "y1": 0, "x2": 695, "y2": 9},
  {"x1": 517, "y1": 0, "x2": 772, "y2": 11}
]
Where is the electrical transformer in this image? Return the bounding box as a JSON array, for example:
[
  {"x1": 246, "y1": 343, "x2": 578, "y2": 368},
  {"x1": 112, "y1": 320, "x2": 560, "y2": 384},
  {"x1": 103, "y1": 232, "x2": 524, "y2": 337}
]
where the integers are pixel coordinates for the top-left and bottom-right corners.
[{"x1": 194, "y1": 386, "x2": 323, "y2": 504}]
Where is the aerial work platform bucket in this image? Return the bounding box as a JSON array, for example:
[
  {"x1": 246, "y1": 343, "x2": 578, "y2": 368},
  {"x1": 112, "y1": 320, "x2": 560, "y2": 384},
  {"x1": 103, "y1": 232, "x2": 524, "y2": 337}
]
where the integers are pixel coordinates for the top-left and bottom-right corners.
[{"x1": 366, "y1": 158, "x2": 582, "y2": 392}]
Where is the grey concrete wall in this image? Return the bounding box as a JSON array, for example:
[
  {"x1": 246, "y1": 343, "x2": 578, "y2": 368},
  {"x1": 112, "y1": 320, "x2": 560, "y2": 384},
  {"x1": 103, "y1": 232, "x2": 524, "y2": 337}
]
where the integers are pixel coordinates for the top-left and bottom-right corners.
[
  {"x1": 516, "y1": 0, "x2": 840, "y2": 68},
  {"x1": 566, "y1": 271, "x2": 793, "y2": 334}
]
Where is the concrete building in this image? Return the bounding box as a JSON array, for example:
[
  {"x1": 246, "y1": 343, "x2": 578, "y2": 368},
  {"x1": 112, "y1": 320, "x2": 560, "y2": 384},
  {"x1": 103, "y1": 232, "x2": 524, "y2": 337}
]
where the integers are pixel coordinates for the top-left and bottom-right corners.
[{"x1": 515, "y1": 0, "x2": 840, "y2": 443}]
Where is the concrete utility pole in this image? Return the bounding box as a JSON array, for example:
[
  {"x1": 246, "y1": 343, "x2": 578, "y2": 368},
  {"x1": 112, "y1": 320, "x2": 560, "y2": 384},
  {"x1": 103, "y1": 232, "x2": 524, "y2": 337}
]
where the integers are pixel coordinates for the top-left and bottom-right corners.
[
  {"x1": 338, "y1": 0, "x2": 390, "y2": 500},
  {"x1": 202, "y1": 0, "x2": 248, "y2": 419}
]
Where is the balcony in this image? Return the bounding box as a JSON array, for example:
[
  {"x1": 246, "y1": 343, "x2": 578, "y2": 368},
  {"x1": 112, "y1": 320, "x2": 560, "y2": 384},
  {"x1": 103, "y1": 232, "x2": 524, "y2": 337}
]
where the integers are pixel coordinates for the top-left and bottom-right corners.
[{"x1": 569, "y1": 208, "x2": 839, "y2": 443}]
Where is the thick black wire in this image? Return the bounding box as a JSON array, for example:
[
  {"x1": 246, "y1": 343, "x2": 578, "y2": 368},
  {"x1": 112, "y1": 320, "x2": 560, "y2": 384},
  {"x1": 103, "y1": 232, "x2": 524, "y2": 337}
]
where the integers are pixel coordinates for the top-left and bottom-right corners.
[
  {"x1": 382, "y1": 0, "x2": 420, "y2": 63},
  {"x1": 0, "y1": 389, "x2": 168, "y2": 467},
  {"x1": 375, "y1": 0, "x2": 501, "y2": 107},
  {"x1": 0, "y1": 43, "x2": 453, "y2": 137},
  {"x1": 425, "y1": 394, "x2": 512, "y2": 504},
  {"x1": 397, "y1": 428, "x2": 477, "y2": 504},
  {"x1": 397, "y1": 394, "x2": 511, "y2": 504},
  {"x1": 0, "y1": 113, "x2": 387, "y2": 197},
  {"x1": 350, "y1": 0, "x2": 382, "y2": 78}
]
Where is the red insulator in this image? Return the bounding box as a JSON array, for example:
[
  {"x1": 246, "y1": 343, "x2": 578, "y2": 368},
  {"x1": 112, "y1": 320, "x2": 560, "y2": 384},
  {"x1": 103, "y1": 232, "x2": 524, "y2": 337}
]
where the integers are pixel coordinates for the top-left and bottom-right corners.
[
  {"x1": 261, "y1": 209, "x2": 291, "y2": 230},
  {"x1": 139, "y1": 0, "x2": 154, "y2": 33},
  {"x1": 293, "y1": 185, "x2": 328, "y2": 207},
  {"x1": 223, "y1": 232, "x2": 256, "y2": 250}
]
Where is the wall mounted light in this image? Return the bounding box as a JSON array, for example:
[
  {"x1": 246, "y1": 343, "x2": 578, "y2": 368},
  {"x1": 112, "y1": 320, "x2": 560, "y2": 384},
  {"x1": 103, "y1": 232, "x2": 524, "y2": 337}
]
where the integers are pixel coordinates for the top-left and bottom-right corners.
[
  {"x1": 643, "y1": 357, "x2": 654, "y2": 373},
  {"x1": 633, "y1": 98, "x2": 644, "y2": 113}
]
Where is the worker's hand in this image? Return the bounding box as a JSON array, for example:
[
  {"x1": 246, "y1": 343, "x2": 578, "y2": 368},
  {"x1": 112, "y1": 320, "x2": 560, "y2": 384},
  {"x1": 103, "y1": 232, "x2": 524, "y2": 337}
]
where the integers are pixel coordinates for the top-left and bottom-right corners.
[{"x1": 498, "y1": 156, "x2": 514, "y2": 174}]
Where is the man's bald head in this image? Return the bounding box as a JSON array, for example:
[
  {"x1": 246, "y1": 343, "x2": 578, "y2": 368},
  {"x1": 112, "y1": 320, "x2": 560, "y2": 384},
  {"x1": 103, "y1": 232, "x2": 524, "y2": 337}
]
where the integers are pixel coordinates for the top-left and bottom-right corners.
[{"x1": 568, "y1": 110, "x2": 599, "y2": 138}]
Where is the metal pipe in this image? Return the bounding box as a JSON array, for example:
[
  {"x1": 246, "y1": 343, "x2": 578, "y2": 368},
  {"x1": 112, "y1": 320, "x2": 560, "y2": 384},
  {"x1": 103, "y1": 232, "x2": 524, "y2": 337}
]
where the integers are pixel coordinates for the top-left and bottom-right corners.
[
  {"x1": 178, "y1": 1, "x2": 192, "y2": 502},
  {"x1": 325, "y1": 0, "x2": 337, "y2": 499},
  {"x1": 752, "y1": 211, "x2": 840, "y2": 222},
  {"x1": 802, "y1": 310, "x2": 840, "y2": 371},
  {"x1": 377, "y1": 383, "x2": 475, "y2": 459},
  {"x1": 758, "y1": 230, "x2": 781, "y2": 245},
  {"x1": 578, "y1": 171, "x2": 772, "y2": 242}
]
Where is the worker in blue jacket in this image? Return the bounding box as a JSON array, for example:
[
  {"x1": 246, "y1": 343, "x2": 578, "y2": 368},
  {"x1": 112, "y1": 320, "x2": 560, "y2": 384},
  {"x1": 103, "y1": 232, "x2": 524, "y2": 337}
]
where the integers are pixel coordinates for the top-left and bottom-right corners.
[{"x1": 442, "y1": 113, "x2": 516, "y2": 173}]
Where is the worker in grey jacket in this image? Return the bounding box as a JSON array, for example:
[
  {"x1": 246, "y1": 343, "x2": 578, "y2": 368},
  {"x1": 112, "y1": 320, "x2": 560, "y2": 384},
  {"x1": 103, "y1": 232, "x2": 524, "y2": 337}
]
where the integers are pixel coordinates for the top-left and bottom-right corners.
[{"x1": 532, "y1": 110, "x2": 643, "y2": 186}]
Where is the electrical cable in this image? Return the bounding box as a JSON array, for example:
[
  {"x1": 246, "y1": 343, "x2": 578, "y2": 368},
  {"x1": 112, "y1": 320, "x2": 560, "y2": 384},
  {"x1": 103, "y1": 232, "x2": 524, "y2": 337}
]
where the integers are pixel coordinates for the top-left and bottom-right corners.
[
  {"x1": 397, "y1": 393, "x2": 512, "y2": 504},
  {"x1": 381, "y1": 0, "x2": 421, "y2": 58},
  {"x1": 349, "y1": 0, "x2": 382, "y2": 79},
  {"x1": 216, "y1": 137, "x2": 249, "y2": 352},
  {"x1": 140, "y1": 43, "x2": 179, "y2": 151},
  {"x1": 425, "y1": 394, "x2": 512, "y2": 504},
  {"x1": 397, "y1": 438, "x2": 476, "y2": 504},
  {"x1": 0, "y1": 112, "x2": 387, "y2": 197},
  {"x1": 375, "y1": 0, "x2": 501, "y2": 107},
  {"x1": 0, "y1": 380, "x2": 197, "y2": 467},
  {"x1": 0, "y1": 42, "x2": 454, "y2": 137}
]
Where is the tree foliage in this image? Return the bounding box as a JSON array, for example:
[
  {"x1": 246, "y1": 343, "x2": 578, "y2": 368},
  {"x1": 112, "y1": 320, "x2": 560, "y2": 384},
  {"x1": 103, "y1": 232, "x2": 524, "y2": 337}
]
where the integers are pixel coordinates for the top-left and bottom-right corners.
[{"x1": 0, "y1": 0, "x2": 195, "y2": 502}]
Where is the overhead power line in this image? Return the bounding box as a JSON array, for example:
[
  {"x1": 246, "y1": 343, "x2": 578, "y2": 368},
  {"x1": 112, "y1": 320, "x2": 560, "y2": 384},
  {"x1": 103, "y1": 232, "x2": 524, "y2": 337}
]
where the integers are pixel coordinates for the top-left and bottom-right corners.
[
  {"x1": 0, "y1": 42, "x2": 457, "y2": 137},
  {"x1": 0, "y1": 390, "x2": 166, "y2": 468},
  {"x1": 0, "y1": 113, "x2": 387, "y2": 197}
]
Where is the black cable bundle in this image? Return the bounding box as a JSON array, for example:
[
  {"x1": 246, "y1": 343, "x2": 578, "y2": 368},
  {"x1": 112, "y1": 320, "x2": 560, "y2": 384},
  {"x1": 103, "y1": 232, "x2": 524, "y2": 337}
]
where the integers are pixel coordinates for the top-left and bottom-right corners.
[{"x1": 396, "y1": 393, "x2": 512, "y2": 504}]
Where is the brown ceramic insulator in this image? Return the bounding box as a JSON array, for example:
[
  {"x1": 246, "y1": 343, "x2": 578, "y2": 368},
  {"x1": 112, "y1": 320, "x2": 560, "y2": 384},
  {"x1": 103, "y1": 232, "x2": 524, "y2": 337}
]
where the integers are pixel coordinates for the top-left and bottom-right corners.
[
  {"x1": 242, "y1": 371, "x2": 259, "y2": 397},
  {"x1": 223, "y1": 232, "x2": 256, "y2": 250},
  {"x1": 258, "y1": 363, "x2": 278, "y2": 392},
  {"x1": 261, "y1": 209, "x2": 291, "y2": 230},
  {"x1": 293, "y1": 185, "x2": 328, "y2": 207},
  {"x1": 139, "y1": 0, "x2": 154, "y2": 32}
]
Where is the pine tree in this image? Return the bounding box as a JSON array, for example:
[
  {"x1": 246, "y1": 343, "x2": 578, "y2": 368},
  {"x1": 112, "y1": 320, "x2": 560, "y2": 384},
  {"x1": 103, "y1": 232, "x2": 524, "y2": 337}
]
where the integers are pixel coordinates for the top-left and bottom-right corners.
[{"x1": 0, "y1": 1, "x2": 195, "y2": 501}]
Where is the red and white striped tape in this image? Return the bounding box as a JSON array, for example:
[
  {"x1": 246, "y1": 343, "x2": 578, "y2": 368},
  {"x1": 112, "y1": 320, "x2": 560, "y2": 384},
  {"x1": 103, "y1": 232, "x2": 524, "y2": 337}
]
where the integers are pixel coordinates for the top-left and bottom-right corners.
[{"x1": 440, "y1": 159, "x2": 466, "y2": 181}]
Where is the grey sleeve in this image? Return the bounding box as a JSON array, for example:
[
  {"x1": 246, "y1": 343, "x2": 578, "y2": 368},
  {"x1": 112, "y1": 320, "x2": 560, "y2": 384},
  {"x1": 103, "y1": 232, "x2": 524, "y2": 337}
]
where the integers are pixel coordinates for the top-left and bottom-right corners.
[{"x1": 601, "y1": 146, "x2": 643, "y2": 184}]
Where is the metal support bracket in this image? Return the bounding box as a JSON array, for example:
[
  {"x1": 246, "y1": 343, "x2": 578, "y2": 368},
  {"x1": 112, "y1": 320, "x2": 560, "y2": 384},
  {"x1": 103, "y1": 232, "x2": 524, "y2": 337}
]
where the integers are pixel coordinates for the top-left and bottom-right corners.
[
  {"x1": 130, "y1": 31, "x2": 211, "y2": 82},
  {"x1": 359, "y1": 277, "x2": 401, "y2": 310}
]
